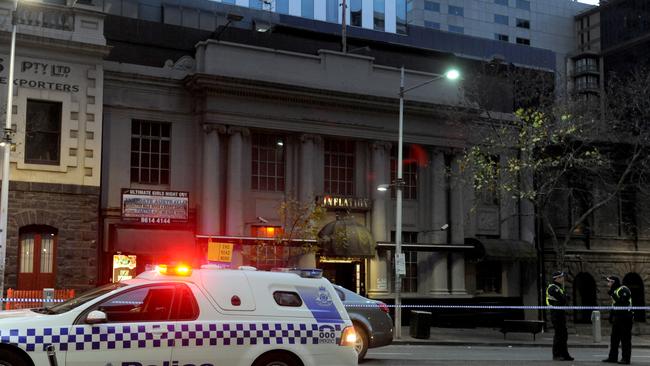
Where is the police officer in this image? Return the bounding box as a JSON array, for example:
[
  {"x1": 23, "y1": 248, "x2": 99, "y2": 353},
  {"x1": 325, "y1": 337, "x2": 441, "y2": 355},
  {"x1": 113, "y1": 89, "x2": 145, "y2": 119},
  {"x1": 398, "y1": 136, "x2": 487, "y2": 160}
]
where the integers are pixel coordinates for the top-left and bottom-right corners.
[
  {"x1": 546, "y1": 271, "x2": 574, "y2": 361},
  {"x1": 603, "y1": 275, "x2": 633, "y2": 364}
]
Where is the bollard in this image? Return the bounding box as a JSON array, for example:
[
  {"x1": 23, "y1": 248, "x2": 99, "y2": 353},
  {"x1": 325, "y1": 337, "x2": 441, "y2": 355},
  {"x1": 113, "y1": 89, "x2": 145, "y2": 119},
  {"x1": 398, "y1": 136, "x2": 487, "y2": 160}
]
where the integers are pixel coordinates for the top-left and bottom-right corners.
[{"x1": 591, "y1": 310, "x2": 602, "y2": 343}]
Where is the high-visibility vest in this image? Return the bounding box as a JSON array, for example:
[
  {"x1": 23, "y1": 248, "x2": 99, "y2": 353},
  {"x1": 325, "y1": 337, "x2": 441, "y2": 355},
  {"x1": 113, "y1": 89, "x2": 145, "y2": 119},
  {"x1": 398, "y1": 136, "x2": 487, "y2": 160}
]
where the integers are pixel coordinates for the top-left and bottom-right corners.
[
  {"x1": 613, "y1": 285, "x2": 632, "y2": 306},
  {"x1": 546, "y1": 283, "x2": 564, "y2": 306}
]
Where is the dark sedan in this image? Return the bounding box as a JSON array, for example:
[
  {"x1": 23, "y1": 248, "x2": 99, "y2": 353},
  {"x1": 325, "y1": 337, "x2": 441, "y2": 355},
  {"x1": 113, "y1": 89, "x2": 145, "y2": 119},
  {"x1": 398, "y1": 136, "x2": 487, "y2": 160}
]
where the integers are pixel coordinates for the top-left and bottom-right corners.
[{"x1": 333, "y1": 285, "x2": 394, "y2": 362}]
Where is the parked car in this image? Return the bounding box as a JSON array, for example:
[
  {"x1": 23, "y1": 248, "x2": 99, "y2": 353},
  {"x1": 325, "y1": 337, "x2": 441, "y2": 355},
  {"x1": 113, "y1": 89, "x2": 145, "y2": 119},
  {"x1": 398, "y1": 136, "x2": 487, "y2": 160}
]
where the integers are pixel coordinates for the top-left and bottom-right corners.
[{"x1": 333, "y1": 285, "x2": 393, "y2": 361}]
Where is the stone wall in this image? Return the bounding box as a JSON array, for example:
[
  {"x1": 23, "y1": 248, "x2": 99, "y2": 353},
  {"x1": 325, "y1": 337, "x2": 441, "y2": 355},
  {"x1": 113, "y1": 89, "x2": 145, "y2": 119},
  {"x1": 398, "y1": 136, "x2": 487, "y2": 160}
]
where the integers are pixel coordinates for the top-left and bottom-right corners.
[{"x1": 4, "y1": 181, "x2": 99, "y2": 291}]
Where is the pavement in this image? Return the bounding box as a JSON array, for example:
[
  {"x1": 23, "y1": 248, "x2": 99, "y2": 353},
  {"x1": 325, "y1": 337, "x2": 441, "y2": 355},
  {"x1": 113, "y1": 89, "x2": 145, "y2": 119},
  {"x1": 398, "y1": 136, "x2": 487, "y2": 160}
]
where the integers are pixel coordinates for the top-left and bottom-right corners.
[{"x1": 393, "y1": 325, "x2": 650, "y2": 348}]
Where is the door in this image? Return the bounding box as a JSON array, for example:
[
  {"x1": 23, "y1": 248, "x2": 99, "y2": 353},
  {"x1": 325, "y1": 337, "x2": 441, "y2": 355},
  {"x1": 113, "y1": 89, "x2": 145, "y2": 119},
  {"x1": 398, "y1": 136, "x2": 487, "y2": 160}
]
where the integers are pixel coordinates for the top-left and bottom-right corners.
[
  {"x1": 65, "y1": 284, "x2": 176, "y2": 366},
  {"x1": 17, "y1": 226, "x2": 56, "y2": 290}
]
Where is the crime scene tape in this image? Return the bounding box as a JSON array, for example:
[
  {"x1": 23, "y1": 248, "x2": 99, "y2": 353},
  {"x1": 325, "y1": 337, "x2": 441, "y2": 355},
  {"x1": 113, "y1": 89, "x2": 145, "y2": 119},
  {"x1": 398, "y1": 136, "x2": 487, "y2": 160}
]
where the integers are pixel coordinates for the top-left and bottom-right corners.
[
  {"x1": 0, "y1": 298, "x2": 67, "y2": 303},
  {"x1": 344, "y1": 304, "x2": 650, "y2": 310}
]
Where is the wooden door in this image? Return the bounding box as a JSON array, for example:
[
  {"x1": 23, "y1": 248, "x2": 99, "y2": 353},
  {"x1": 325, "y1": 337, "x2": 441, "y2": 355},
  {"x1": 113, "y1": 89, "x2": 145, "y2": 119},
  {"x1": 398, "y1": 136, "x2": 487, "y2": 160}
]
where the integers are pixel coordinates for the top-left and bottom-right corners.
[{"x1": 17, "y1": 231, "x2": 56, "y2": 290}]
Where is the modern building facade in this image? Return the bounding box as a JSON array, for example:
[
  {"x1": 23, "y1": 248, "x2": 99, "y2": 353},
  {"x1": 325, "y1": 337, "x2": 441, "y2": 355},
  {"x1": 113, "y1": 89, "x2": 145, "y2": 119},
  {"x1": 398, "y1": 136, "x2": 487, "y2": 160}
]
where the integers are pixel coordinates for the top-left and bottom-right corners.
[{"x1": 0, "y1": 0, "x2": 108, "y2": 291}]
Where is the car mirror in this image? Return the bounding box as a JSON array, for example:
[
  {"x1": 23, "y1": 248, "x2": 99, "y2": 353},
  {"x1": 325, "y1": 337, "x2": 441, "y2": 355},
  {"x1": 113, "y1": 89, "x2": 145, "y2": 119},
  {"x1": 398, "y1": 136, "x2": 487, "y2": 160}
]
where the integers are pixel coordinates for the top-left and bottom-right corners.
[{"x1": 85, "y1": 310, "x2": 108, "y2": 325}]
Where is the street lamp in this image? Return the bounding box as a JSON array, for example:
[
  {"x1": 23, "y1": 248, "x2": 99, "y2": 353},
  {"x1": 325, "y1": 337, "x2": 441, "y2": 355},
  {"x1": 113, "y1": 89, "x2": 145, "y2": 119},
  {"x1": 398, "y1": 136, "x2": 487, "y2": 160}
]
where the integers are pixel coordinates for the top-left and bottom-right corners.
[
  {"x1": 385, "y1": 66, "x2": 460, "y2": 339},
  {"x1": 0, "y1": 0, "x2": 18, "y2": 302}
]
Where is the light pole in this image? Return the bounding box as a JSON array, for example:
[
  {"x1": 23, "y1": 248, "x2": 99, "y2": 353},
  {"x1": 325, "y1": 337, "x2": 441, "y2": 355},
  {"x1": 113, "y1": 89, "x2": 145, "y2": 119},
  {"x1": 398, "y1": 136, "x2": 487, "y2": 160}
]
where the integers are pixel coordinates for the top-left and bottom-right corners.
[
  {"x1": 0, "y1": 0, "x2": 18, "y2": 302},
  {"x1": 383, "y1": 66, "x2": 459, "y2": 339}
]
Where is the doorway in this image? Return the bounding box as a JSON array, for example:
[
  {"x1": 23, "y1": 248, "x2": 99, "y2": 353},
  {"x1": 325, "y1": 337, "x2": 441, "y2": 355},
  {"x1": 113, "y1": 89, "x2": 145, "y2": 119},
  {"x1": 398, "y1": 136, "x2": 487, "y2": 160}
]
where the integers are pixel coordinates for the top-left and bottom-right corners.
[
  {"x1": 18, "y1": 225, "x2": 57, "y2": 290},
  {"x1": 623, "y1": 272, "x2": 645, "y2": 322},
  {"x1": 320, "y1": 259, "x2": 365, "y2": 295}
]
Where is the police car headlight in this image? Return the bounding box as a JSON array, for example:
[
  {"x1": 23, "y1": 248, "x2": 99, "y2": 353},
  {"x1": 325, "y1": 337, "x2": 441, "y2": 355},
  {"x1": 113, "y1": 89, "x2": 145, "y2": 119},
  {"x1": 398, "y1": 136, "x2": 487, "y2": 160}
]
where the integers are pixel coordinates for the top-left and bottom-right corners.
[{"x1": 340, "y1": 326, "x2": 357, "y2": 347}]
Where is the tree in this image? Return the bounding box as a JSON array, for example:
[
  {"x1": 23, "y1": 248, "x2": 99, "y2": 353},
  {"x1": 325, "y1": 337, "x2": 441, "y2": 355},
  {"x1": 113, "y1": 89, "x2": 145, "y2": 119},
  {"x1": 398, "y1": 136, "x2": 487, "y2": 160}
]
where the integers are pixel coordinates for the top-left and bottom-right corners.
[
  {"x1": 248, "y1": 197, "x2": 326, "y2": 269},
  {"x1": 461, "y1": 60, "x2": 650, "y2": 269}
]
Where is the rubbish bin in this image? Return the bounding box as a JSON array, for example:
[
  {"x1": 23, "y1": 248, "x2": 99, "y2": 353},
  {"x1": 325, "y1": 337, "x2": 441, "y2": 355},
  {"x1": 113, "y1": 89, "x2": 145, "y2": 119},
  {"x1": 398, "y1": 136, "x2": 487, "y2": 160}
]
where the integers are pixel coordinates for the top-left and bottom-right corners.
[{"x1": 410, "y1": 310, "x2": 432, "y2": 339}]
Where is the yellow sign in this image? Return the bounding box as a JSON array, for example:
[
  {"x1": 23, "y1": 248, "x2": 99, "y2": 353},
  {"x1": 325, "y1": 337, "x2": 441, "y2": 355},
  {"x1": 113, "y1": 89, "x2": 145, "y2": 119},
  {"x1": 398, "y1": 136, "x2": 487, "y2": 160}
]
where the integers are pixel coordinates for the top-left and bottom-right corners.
[{"x1": 208, "y1": 241, "x2": 234, "y2": 262}]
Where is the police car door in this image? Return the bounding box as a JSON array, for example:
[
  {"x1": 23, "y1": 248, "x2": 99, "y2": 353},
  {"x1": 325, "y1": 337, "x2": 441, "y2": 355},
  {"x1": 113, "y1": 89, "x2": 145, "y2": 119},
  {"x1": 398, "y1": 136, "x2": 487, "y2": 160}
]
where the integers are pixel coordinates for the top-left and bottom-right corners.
[{"x1": 65, "y1": 284, "x2": 176, "y2": 366}]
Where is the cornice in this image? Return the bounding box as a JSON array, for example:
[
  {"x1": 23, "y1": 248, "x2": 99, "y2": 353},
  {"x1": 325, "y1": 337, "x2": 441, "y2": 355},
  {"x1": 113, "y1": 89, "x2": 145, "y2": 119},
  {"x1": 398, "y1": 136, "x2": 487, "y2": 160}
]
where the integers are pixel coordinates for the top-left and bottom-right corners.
[{"x1": 0, "y1": 31, "x2": 111, "y2": 58}]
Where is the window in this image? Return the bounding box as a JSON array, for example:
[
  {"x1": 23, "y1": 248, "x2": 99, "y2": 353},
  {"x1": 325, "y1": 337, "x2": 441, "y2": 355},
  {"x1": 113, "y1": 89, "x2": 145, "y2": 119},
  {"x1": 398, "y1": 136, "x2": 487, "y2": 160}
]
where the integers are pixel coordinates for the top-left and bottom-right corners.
[
  {"x1": 277, "y1": 0, "x2": 289, "y2": 14},
  {"x1": 516, "y1": 18, "x2": 530, "y2": 29},
  {"x1": 390, "y1": 145, "x2": 418, "y2": 200},
  {"x1": 425, "y1": 21, "x2": 440, "y2": 29},
  {"x1": 448, "y1": 25, "x2": 464, "y2": 33},
  {"x1": 476, "y1": 261, "x2": 502, "y2": 294},
  {"x1": 424, "y1": 1, "x2": 440, "y2": 11},
  {"x1": 324, "y1": 139, "x2": 355, "y2": 196},
  {"x1": 373, "y1": 0, "x2": 385, "y2": 31},
  {"x1": 448, "y1": 5, "x2": 463, "y2": 16},
  {"x1": 25, "y1": 100, "x2": 61, "y2": 165},
  {"x1": 495, "y1": 0, "x2": 508, "y2": 5},
  {"x1": 222, "y1": 0, "x2": 235, "y2": 3},
  {"x1": 494, "y1": 14, "x2": 508, "y2": 25},
  {"x1": 350, "y1": 0, "x2": 362, "y2": 26},
  {"x1": 476, "y1": 155, "x2": 499, "y2": 205},
  {"x1": 273, "y1": 291, "x2": 303, "y2": 307},
  {"x1": 301, "y1": 0, "x2": 314, "y2": 18},
  {"x1": 131, "y1": 120, "x2": 170, "y2": 185},
  {"x1": 575, "y1": 75, "x2": 598, "y2": 90},
  {"x1": 396, "y1": 0, "x2": 407, "y2": 34},
  {"x1": 326, "y1": 0, "x2": 338, "y2": 22},
  {"x1": 515, "y1": 0, "x2": 530, "y2": 10},
  {"x1": 619, "y1": 186, "x2": 636, "y2": 236},
  {"x1": 495, "y1": 33, "x2": 509, "y2": 42},
  {"x1": 18, "y1": 225, "x2": 57, "y2": 290},
  {"x1": 252, "y1": 133, "x2": 285, "y2": 191},
  {"x1": 249, "y1": 0, "x2": 264, "y2": 9},
  {"x1": 249, "y1": 226, "x2": 288, "y2": 270},
  {"x1": 575, "y1": 57, "x2": 598, "y2": 73},
  {"x1": 516, "y1": 37, "x2": 530, "y2": 45},
  {"x1": 92, "y1": 285, "x2": 197, "y2": 322},
  {"x1": 390, "y1": 231, "x2": 418, "y2": 293}
]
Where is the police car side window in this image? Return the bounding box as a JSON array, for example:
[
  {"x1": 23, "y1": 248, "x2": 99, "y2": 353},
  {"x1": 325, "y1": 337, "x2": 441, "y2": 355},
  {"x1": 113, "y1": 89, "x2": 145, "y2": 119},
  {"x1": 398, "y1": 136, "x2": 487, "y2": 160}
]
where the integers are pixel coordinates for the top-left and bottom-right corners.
[
  {"x1": 334, "y1": 288, "x2": 345, "y2": 301},
  {"x1": 170, "y1": 284, "x2": 199, "y2": 320},
  {"x1": 95, "y1": 285, "x2": 175, "y2": 322},
  {"x1": 273, "y1": 291, "x2": 303, "y2": 307}
]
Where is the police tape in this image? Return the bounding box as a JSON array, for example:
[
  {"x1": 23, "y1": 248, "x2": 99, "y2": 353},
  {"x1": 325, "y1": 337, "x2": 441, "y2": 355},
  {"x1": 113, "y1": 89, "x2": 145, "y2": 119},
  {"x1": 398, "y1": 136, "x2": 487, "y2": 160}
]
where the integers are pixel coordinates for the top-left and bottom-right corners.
[
  {"x1": 344, "y1": 304, "x2": 650, "y2": 310},
  {"x1": 0, "y1": 298, "x2": 67, "y2": 303}
]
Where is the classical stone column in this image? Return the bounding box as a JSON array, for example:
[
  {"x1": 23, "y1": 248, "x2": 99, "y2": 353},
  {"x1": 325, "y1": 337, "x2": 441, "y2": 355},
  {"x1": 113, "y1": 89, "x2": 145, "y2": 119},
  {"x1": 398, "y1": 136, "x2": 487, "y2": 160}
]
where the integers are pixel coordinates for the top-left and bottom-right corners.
[
  {"x1": 200, "y1": 124, "x2": 225, "y2": 235},
  {"x1": 368, "y1": 142, "x2": 391, "y2": 295},
  {"x1": 299, "y1": 134, "x2": 318, "y2": 203},
  {"x1": 430, "y1": 150, "x2": 449, "y2": 295},
  {"x1": 450, "y1": 153, "x2": 466, "y2": 295},
  {"x1": 226, "y1": 127, "x2": 249, "y2": 236},
  {"x1": 226, "y1": 127, "x2": 249, "y2": 267}
]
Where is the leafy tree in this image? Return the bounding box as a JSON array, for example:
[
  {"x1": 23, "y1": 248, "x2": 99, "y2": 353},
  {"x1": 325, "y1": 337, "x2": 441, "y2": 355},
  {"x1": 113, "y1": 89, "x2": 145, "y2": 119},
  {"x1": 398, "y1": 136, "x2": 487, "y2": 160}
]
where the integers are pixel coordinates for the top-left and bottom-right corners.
[{"x1": 461, "y1": 61, "x2": 650, "y2": 268}]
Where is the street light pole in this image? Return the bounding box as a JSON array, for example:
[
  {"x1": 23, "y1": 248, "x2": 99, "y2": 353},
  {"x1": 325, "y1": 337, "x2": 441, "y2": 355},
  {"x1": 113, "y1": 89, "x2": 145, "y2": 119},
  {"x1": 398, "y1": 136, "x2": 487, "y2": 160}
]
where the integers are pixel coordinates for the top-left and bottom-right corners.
[
  {"x1": 0, "y1": 0, "x2": 18, "y2": 301},
  {"x1": 392, "y1": 66, "x2": 460, "y2": 339},
  {"x1": 394, "y1": 66, "x2": 405, "y2": 339}
]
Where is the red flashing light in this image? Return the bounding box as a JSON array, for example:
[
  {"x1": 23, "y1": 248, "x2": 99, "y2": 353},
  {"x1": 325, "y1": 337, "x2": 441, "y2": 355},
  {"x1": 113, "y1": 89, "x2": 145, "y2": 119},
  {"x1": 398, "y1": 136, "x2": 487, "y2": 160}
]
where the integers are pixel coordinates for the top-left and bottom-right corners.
[
  {"x1": 377, "y1": 302, "x2": 389, "y2": 314},
  {"x1": 156, "y1": 264, "x2": 192, "y2": 276}
]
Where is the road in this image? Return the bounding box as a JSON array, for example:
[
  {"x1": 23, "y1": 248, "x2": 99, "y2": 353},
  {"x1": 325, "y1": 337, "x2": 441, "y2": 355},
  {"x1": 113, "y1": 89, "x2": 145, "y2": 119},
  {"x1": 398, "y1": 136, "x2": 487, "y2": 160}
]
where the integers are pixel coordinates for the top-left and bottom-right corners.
[{"x1": 363, "y1": 345, "x2": 650, "y2": 365}]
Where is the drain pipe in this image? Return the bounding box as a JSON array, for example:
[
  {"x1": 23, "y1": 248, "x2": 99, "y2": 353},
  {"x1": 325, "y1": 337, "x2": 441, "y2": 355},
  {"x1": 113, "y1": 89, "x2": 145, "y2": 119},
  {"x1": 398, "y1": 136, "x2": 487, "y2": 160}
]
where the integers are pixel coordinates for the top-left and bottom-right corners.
[{"x1": 46, "y1": 345, "x2": 58, "y2": 366}]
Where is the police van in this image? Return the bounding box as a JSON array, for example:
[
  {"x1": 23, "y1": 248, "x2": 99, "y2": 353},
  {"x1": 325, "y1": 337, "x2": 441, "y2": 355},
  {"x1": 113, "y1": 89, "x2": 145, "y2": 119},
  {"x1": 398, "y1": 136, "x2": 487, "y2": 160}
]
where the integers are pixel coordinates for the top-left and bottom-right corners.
[{"x1": 0, "y1": 265, "x2": 358, "y2": 366}]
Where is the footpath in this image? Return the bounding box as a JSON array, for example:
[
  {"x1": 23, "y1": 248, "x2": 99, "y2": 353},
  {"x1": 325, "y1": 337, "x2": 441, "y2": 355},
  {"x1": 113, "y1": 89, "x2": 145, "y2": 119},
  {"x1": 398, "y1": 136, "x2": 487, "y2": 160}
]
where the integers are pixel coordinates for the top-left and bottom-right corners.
[{"x1": 394, "y1": 325, "x2": 650, "y2": 348}]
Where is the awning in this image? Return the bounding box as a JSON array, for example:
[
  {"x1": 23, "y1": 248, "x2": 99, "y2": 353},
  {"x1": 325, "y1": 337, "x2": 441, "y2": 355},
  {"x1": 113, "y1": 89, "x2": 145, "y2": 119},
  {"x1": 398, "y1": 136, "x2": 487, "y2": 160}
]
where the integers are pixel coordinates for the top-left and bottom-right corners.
[
  {"x1": 469, "y1": 238, "x2": 537, "y2": 261},
  {"x1": 376, "y1": 242, "x2": 475, "y2": 252},
  {"x1": 195, "y1": 235, "x2": 317, "y2": 245},
  {"x1": 318, "y1": 216, "x2": 376, "y2": 258}
]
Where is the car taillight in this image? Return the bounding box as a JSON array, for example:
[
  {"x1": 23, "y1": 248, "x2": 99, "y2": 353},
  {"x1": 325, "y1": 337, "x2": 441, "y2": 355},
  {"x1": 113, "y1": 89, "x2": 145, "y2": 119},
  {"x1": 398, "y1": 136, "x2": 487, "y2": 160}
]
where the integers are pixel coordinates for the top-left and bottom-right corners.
[
  {"x1": 339, "y1": 326, "x2": 357, "y2": 347},
  {"x1": 377, "y1": 302, "x2": 389, "y2": 313}
]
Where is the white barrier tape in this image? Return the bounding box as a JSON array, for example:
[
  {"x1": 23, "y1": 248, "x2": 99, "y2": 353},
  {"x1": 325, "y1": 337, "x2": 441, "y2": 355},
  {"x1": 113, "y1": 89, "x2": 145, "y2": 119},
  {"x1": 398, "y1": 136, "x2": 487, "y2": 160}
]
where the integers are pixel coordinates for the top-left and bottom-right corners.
[{"x1": 344, "y1": 304, "x2": 648, "y2": 310}]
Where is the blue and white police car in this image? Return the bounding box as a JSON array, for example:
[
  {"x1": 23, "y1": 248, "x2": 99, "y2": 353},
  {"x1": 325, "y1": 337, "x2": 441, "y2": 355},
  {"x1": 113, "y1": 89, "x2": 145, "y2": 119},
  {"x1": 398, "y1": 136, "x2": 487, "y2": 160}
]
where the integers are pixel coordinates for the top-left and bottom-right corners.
[{"x1": 0, "y1": 265, "x2": 358, "y2": 366}]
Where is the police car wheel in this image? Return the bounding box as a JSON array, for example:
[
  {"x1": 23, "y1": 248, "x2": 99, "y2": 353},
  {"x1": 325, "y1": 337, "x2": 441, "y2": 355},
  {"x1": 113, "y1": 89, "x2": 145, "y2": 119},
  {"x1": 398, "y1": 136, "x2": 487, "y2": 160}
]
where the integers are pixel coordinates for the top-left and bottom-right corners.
[
  {"x1": 0, "y1": 350, "x2": 27, "y2": 366},
  {"x1": 252, "y1": 351, "x2": 302, "y2": 366},
  {"x1": 353, "y1": 324, "x2": 369, "y2": 361}
]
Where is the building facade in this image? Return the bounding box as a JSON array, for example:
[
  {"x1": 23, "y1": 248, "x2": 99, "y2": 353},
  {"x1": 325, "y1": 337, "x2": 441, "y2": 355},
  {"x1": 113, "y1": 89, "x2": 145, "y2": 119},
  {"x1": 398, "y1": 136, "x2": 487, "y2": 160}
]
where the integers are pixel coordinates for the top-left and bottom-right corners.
[
  {"x1": 556, "y1": 0, "x2": 650, "y2": 326},
  {"x1": 0, "y1": 0, "x2": 108, "y2": 291}
]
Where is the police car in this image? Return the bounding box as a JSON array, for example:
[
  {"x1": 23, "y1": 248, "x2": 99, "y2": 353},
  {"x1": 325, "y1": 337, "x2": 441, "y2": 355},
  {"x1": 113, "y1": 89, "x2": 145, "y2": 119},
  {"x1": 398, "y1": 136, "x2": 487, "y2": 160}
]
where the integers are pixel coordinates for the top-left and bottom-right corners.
[{"x1": 0, "y1": 264, "x2": 358, "y2": 366}]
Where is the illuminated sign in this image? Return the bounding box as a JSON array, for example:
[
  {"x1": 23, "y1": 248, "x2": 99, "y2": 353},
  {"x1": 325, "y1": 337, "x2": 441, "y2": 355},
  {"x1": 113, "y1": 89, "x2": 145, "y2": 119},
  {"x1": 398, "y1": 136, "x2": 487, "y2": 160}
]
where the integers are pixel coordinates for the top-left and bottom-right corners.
[
  {"x1": 317, "y1": 196, "x2": 371, "y2": 210},
  {"x1": 112, "y1": 254, "x2": 137, "y2": 282},
  {"x1": 121, "y1": 189, "x2": 189, "y2": 224},
  {"x1": 207, "y1": 241, "x2": 234, "y2": 263}
]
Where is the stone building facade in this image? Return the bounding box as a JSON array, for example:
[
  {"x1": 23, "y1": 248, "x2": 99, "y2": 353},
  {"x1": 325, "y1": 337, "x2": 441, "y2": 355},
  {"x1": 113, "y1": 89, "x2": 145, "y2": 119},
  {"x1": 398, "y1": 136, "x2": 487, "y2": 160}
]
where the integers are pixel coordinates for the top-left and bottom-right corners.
[{"x1": 0, "y1": 0, "x2": 108, "y2": 291}]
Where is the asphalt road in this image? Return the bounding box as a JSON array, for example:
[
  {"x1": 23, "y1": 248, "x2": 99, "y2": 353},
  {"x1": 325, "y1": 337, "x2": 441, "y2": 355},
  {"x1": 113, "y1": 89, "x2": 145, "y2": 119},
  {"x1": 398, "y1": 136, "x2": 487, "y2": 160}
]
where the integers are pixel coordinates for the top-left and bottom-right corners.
[{"x1": 363, "y1": 345, "x2": 650, "y2": 365}]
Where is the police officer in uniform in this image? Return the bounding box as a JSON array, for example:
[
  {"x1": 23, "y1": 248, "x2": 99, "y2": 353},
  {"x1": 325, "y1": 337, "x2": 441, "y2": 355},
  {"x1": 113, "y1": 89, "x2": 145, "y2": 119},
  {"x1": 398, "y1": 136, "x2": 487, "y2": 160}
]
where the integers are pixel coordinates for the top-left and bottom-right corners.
[
  {"x1": 546, "y1": 271, "x2": 574, "y2": 361},
  {"x1": 603, "y1": 275, "x2": 633, "y2": 364}
]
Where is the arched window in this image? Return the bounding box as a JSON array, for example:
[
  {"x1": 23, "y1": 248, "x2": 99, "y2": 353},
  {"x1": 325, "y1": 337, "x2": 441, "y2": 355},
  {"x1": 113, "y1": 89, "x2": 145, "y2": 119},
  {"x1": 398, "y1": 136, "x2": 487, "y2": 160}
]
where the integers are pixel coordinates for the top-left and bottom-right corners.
[
  {"x1": 623, "y1": 273, "x2": 645, "y2": 323},
  {"x1": 18, "y1": 225, "x2": 58, "y2": 290},
  {"x1": 573, "y1": 272, "x2": 597, "y2": 324}
]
